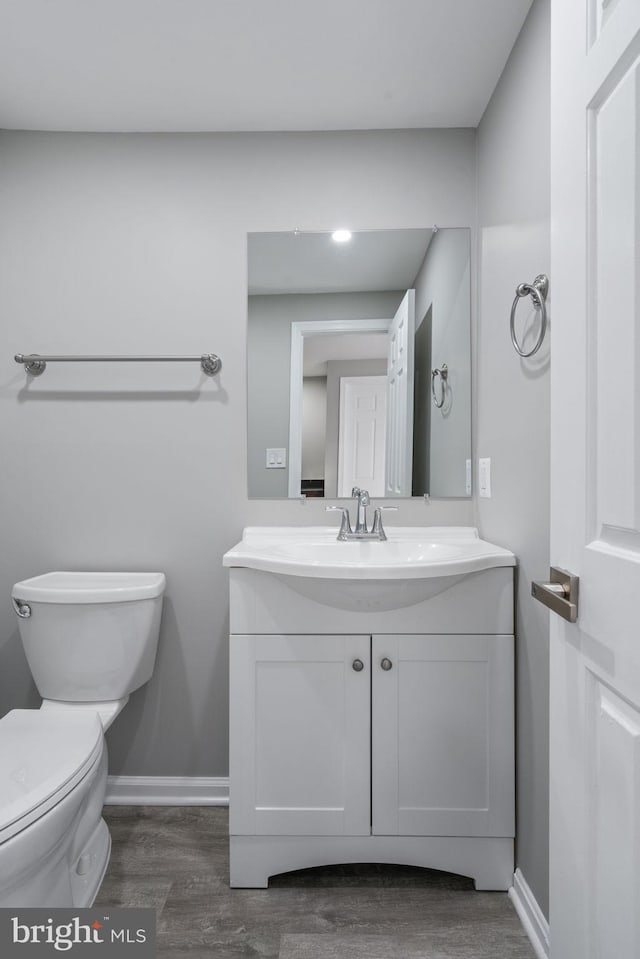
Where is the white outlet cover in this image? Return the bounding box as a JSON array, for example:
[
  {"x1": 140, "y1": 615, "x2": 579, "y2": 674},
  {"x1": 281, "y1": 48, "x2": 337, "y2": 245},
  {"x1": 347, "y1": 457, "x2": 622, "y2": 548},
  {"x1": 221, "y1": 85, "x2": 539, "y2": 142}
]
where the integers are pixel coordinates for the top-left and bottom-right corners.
[{"x1": 479, "y1": 457, "x2": 491, "y2": 498}]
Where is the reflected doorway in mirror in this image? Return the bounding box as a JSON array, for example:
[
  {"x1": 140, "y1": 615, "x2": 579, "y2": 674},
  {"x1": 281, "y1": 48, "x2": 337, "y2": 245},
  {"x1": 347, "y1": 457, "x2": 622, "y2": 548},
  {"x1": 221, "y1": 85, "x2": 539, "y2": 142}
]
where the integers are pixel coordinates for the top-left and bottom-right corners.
[{"x1": 247, "y1": 229, "x2": 471, "y2": 499}]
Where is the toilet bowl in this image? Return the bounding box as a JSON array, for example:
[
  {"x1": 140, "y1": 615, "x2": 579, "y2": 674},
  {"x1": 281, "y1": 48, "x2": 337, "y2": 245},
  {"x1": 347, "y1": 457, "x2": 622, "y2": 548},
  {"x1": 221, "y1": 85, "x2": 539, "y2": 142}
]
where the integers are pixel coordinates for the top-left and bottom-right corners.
[{"x1": 0, "y1": 570, "x2": 165, "y2": 907}]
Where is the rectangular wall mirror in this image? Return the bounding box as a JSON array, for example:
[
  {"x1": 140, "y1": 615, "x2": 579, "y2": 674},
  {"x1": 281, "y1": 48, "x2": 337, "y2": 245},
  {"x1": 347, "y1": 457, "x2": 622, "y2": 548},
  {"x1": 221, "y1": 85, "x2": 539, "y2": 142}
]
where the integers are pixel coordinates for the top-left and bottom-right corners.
[{"x1": 247, "y1": 228, "x2": 471, "y2": 499}]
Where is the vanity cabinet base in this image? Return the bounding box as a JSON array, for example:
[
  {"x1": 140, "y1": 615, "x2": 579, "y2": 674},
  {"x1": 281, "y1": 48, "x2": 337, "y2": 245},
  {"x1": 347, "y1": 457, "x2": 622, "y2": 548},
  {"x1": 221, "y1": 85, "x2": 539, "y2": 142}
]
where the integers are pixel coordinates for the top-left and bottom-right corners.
[
  {"x1": 228, "y1": 563, "x2": 515, "y2": 893},
  {"x1": 230, "y1": 834, "x2": 514, "y2": 890}
]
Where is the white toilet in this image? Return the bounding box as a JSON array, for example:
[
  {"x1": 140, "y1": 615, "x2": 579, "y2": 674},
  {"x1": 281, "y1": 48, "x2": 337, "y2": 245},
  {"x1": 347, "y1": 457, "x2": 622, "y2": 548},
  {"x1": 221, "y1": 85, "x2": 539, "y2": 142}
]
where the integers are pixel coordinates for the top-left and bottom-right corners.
[{"x1": 0, "y1": 570, "x2": 166, "y2": 907}]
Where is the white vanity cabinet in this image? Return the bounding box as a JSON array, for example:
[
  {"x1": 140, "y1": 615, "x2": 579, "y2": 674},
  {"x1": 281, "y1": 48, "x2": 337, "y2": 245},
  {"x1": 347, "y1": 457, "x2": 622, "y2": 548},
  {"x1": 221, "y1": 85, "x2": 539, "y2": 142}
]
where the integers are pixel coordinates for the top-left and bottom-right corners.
[{"x1": 228, "y1": 562, "x2": 515, "y2": 890}]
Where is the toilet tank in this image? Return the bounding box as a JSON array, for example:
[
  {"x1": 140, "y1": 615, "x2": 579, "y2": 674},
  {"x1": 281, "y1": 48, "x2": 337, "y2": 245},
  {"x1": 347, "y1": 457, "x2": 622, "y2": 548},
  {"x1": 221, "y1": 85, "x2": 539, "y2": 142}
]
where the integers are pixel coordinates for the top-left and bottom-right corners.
[{"x1": 11, "y1": 572, "x2": 166, "y2": 703}]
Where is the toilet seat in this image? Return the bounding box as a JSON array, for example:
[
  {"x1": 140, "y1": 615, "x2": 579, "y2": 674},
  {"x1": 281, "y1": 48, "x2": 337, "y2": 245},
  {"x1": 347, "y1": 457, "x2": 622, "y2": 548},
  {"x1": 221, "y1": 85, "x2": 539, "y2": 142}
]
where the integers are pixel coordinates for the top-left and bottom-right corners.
[{"x1": 0, "y1": 710, "x2": 103, "y2": 844}]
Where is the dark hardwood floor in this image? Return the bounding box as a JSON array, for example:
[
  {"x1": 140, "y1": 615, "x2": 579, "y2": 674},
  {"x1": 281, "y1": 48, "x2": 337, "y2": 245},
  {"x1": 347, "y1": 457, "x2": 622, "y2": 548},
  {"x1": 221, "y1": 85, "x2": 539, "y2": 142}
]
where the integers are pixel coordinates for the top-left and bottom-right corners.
[{"x1": 96, "y1": 806, "x2": 535, "y2": 959}]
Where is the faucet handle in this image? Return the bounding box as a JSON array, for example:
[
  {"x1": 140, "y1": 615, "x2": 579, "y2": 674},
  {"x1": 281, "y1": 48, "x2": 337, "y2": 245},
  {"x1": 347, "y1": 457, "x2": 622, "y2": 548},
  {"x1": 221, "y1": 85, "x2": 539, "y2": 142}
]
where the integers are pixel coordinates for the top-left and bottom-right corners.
[
  {"x1": 370, "y1": 509, "x2": 383, "y2": 536},
  {"x1": 371, "y1": 505, "x2": 398, "y2": 541},
  {"x1": 326, "y1": 505, "x2": 353, "y2": 540},
  {"x1": 351, "y1": 486, "x2": 361, "y2": 497}
]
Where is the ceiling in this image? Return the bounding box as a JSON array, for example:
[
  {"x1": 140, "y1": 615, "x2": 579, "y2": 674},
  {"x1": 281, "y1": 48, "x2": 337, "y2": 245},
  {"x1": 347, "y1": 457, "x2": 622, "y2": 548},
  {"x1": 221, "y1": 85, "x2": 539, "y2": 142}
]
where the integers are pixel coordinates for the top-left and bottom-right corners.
[
  {"x1": 303, "y1": 333, "x2": 388, "y2": 377},
  {"x1": 248, "y1": 229, "x2": 436, "y2": 295},
  {"x1": 0, "y1": 0, "x2": 533, "y2": 133}
]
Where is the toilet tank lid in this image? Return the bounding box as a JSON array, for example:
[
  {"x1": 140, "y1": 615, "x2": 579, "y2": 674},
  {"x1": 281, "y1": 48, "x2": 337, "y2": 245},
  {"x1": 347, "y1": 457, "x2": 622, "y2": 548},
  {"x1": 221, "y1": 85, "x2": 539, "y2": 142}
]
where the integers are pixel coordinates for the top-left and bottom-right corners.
[
  {"x1": 12, "y1": 571, "x2": 166, "y2": 603},
  {"x1": 0, "y1": 710, "x2": 103, "y2": 834}
]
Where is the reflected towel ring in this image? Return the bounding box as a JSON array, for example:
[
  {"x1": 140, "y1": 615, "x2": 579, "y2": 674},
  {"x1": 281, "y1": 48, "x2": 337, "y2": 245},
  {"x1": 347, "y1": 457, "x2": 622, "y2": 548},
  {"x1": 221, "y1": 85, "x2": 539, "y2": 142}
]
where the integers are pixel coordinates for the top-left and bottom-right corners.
[
  {"x1": 431, "y1": 363, "x2": 448, "y2": 409},
  {"x1": 510, "y1": 274, "x2": 549, "y2": 357}
]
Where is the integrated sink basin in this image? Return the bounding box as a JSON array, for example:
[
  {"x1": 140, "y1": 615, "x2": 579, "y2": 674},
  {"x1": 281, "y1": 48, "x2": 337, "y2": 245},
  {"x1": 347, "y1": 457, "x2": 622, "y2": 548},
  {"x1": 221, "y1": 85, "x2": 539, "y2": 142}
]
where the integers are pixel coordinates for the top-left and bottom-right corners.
[{"x1": 223, "y1": 526, "x2": 515, "y2": 580}]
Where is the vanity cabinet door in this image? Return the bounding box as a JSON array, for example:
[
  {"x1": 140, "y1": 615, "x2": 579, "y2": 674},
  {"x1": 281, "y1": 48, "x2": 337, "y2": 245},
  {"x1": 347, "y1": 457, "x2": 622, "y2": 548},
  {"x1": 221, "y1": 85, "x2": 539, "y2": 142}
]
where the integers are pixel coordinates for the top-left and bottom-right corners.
[
  {"x1": 230, "y1": 634, "x2": 371, "y2": 837},
  {"x1": 371, "y1": 634, "x2": 514, "y2": 838}
]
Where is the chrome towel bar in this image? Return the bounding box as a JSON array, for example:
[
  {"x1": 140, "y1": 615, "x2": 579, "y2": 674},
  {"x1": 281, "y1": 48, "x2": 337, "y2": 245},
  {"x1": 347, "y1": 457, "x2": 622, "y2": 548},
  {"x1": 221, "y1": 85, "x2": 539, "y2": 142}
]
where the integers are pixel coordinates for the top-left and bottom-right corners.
[{"x1": 14, "y1": 352, "x2": 222, "y2": 377}]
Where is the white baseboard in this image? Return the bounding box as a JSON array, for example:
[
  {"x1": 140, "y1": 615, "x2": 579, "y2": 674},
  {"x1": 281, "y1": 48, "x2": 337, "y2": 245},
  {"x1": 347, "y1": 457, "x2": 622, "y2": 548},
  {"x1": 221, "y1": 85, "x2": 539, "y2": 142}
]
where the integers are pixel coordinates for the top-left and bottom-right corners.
[
  {"x1": 509, "y1": 868, "x2": 549, "y2": 959},
  {"x1": 105, "y1": 775, "x2": 229, "y2": 806}
]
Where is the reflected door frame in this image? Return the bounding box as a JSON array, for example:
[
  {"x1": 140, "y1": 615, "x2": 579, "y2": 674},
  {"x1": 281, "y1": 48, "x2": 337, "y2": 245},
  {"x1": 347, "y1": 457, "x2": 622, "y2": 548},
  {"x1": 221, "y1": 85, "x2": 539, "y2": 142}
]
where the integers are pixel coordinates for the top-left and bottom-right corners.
[{"x1": 288, "y1": 318, "x2": 390, "y2": 498}]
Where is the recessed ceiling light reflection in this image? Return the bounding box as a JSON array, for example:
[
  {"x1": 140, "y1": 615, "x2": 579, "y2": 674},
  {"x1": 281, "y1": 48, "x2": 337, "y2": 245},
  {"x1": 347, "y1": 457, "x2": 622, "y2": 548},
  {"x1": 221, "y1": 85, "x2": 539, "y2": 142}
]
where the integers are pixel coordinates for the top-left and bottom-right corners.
[{"x1": 331, "y1": 230, "x2": 352, "y2": 243}]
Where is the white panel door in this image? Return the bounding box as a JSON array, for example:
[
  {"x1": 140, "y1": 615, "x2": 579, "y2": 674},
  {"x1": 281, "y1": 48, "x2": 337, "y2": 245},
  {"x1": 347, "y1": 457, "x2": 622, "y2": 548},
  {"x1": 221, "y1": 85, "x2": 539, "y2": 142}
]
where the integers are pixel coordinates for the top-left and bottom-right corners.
[
  {"x1": 385, "y1": 290, "x2": 415, "y2": 496},
  {"x1": 371, "y1": 634, "x2": 514, "y2": 838},
  {"x1": 338, "y1": 375, "x2": 387, "y2": 496},
  {"x1": 549, "y1": 1, "x2": 640, "y2": 956},
  {"x1": 229, "y1": 634, "x2": 370, "y2": 837}
]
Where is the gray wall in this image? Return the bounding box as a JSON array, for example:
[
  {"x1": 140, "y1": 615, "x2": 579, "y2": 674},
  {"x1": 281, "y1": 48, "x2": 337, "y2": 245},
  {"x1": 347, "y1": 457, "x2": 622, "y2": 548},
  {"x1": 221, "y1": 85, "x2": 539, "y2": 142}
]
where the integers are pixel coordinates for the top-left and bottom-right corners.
[
  {"x1": 301, "y1": 377, "x2": 327, "y2": 481},
  {"x1": 476, "y1": 0, "x2": 550, "y2": 917},
  {"x1": 248, "y1": 290, "x2": 401, "y2": 497},
  {"x1": 413, "y1": 229, "x2": 471, "y2": 496},
  {"x1": 0, "y1": 129, "x2": 475, "y2": 779}
]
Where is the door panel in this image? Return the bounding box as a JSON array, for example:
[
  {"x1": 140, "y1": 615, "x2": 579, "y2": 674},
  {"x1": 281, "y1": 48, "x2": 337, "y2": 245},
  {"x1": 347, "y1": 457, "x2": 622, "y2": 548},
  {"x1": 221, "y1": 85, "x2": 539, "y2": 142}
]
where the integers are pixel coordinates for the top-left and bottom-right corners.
[
  {"x1": 590, "y1": 47, "x2": 640, "y2": 542},
  {"x1": 385, "y1": 290, "x2": 415, "y2": 496},
  {"x1": 586, "y1": 674, "x2": 640, "y2": 957},
  {"x1": 550, "y1": 1, "x2": 640, "y2": 955},
  {"x1": 338, "y1": 376, "x2": 387, "y2": 496}
]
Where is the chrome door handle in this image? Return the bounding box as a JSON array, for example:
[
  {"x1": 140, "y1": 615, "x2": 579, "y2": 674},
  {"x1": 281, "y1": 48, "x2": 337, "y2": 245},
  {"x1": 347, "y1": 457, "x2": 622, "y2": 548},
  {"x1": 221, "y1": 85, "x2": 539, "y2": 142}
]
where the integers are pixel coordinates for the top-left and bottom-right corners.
[
  {"x1": 352, "y1": 659, "x2": 364, "y2": 672},
  {"x1": 531, "y1": 567, "x2": 579, "y2": 623},
  {"x1": 380, "y1": 658, "x2": 393, "y2": 671}
]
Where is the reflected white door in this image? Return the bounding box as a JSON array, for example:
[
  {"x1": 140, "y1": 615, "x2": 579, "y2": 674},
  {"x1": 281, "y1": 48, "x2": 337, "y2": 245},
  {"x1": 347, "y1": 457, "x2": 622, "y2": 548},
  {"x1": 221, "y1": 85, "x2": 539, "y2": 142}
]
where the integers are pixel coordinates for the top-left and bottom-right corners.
[
  {"x1": 385, "y1": 290, "x2": 415, "y2": 496},
  {"x1": 337, "y1": 376, "x2": 386, "y2": 497},
  {"x1": 549, "y1": 1, "x2": 640, "y2": 956}
]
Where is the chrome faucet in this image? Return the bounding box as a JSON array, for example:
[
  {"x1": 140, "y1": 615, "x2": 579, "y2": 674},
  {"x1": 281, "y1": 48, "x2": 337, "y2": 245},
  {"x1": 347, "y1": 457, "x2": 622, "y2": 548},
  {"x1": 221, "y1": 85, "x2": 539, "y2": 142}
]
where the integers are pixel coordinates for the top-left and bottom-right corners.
[
  {"x1": 326, "y1": 490, "x2": 396, "y2": 541},
  {"x1": 351, "y1": 487, "x2": 370, "y2": 533}
]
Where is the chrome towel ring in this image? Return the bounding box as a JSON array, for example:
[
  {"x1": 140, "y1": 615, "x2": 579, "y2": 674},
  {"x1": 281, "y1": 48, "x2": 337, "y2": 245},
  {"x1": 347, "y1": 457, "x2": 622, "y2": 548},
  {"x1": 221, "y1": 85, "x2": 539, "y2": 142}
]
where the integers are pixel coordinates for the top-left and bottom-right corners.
[
  {"x1": 510, "y1": 274, "x2": 549, "y2": 357},
  {"x1": 431, "y1": 363, "x2": 448, "y2": 409}
]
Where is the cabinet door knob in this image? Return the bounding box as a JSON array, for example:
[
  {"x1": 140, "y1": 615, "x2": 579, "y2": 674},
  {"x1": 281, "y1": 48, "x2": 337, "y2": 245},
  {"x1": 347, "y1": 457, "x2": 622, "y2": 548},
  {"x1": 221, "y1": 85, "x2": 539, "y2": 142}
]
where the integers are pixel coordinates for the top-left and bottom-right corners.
[
  {"x1": 352, "y1": 659, "x2": 364, "y2": 672},
  {"x1": 380, "y1": 657, "x2": 393, "y2": 671}
]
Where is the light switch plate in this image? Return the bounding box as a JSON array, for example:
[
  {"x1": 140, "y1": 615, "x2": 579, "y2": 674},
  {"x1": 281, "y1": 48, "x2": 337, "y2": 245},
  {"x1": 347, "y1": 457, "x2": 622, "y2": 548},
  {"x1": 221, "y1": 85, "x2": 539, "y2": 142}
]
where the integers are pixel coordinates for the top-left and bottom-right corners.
[
  {"x1": 478, "y1": 457, "x2": 491, "y2": 498},
  {"x1": 266, "y1": 448, "x2": 287, "y2": 469}
]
